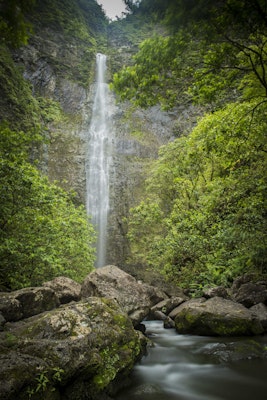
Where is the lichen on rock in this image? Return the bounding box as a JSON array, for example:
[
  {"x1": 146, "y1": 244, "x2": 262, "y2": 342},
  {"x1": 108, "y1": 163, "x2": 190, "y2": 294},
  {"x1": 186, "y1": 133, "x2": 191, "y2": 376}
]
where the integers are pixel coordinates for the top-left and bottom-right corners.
[{"x1": 0, "y1": 297, "x2": 146, "y2": 400}]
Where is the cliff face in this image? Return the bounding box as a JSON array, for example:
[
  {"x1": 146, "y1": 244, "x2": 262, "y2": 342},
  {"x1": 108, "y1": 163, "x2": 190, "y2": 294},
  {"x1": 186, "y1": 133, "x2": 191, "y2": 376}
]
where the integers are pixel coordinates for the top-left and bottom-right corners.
[
  {"x1": 107, "y1": 101, "x2": 177, "y2": 265},
  {"x1": 5, "y1": 0, "x2": 200, "y2": 267},
  {"x1": 11, "y1": 0, "x2": 106, "y2": 204}
]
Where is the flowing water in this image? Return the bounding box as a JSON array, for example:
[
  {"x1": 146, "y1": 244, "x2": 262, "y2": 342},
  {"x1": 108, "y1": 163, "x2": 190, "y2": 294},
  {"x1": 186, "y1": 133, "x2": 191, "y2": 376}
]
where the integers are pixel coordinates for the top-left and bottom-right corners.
[
  {"x1": 86, "y1": 53, "x2": 114, "y2": 267},
  {"x1": 115, "y1": 320, "x2": 267, "y2": 400}
]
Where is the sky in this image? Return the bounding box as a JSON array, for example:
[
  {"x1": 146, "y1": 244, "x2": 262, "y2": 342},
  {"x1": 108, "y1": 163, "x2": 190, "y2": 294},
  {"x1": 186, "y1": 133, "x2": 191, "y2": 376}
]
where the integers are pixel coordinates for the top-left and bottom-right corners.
[{"x1": 97, "y1": 0, "x2": 127, "y2": 20}]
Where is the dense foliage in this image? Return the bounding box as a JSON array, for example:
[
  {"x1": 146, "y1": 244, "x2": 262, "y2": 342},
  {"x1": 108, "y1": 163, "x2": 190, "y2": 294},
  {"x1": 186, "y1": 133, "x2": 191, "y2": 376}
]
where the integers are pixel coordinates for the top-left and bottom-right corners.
[
  {"x1": 0, "y1": 0, "x2": 105, "y2": 289},
  {"x1": 0, "y1": 45, "x2": 42, "y2": 131},
  {"x1": 115, "y1": 0, "x2": 267, "y2": 288},
  {"x1": 0, "y1": 0, "x2": 35, "y2": 47},
  {"x1": 28, "y1": 0, "x2": 108, "y2": 87},
  {"x1": 0, "y1": 125, "x2": 96, "y2": 289},
  {"x1": 114, "y1": 0, "x2": 267, "y2": 109},
  {"x1": 1, "y1": 0, "x2": 266, "y2": 291},
  {"x1": 128, "y1": 100, "x2": 267, "y2": 288}
]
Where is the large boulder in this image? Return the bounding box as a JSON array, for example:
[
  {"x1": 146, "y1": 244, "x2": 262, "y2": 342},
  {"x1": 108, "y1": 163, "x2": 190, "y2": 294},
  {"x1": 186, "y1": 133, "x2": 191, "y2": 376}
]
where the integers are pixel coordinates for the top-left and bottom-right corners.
[
  {"x1": 174, "y1": 297, "x2": 264, "y2": 336},
  {"x1": 0, "y1": 287, "x2": 59, "y2": 321},
  {"x1": 200, "y1": 339, "x2": 267, "y2": 363},
  {"x1": 0, "y1": 297, "x2": 145, "y2": 400},
  {"x1": 232, "y1": 282, "x2": 267, "y2": 308},
  {"x1": 81, "y1": 265, "x2": 166, "y2": 326},
  {"x1": 0, "y1": 294, "x2": 23, "y2": 322},
  {"x1": 43, "y1": 276, "x2": 81, "y2": 304},
  {"x1": 169, "y1": 298, "x2": 206, "y2": 320},
  {"x1": 121, "y1": 265, "x2": 185, "y2": 298}
]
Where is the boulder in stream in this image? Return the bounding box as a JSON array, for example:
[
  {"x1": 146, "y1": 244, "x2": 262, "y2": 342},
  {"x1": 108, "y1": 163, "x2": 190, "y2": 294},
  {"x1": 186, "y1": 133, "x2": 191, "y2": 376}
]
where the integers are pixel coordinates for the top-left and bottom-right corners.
[
  {"x1": 174, "y1": 297, "x2": 264, "y2": 336},
  {"x1": 81, "y1": 265, "x2": 166, "y2": 326},
  {"x1": 0, "y1": 297, "x2": 145, "y2": 400}
]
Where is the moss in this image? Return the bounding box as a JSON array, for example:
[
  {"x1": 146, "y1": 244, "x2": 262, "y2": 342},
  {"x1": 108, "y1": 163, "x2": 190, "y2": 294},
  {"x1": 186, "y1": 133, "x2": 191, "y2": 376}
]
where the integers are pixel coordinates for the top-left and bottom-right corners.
[
  {"x1": 0, "y1": 45, "x2": 42, "y2": 131},
  {"x1": 112, "y1": 313, "x2": 131, "y2": 330},
  {"x1": 93, "y1": 347, "x2": 120, "y2": 390},
  {"x1": 0, "y1": 299, "x2": 144, "y2": 398},
  {"x1": 176, "y1": 308, "x2": 264, "y2": 336},
  {"x1": 37, "y1": 98, "x2": 66, "y2": 125},
  {"x1": 91, "y1": 302, "x2": 142, "y2": 391},
  {"x1": 93, "y1": 336, "x2": 141, "y2": 391},
  {"x1": 2, "y1": 333, "x2": 19, "y2": 348}
]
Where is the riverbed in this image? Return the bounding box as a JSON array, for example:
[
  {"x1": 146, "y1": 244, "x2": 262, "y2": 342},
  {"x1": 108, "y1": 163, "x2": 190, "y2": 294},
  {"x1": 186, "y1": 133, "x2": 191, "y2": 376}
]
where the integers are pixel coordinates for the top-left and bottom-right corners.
[{"x1": 114, "y1": 320, "x2": 267, "y2": 400}]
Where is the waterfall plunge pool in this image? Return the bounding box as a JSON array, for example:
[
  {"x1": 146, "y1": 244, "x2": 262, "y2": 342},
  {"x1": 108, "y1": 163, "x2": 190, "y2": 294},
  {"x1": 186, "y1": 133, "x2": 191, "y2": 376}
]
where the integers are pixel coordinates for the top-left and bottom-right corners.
[{"x1": 114, "y1": 320, "x2": 267, "y2": 400}]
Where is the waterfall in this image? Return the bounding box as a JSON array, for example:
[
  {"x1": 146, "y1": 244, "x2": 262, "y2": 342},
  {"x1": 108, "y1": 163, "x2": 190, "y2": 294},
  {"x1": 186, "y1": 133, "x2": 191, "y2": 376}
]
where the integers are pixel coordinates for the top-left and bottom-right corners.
[{"x1": 86, "y1": 53, "x2": 113, "y2": 268}]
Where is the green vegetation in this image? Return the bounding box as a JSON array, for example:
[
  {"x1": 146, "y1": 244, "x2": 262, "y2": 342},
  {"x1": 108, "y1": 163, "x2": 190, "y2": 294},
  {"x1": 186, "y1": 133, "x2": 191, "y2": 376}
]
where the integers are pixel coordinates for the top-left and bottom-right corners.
[
  {"x1": 113, "y1": 1, "x2": 267, "y2": 109},
  {"x1": 28, "y1": 0, "x2": 108, "y2": 87},
  {"x1": 27, "y1": 367, "x2": 64, "y2": 398},
  {"x1": 0, "y1": 45, "x2": 41, "y2": 131},
  {"x1": 0, "y1": 0, "x2": 106, "y2": 290},
  {"x1": 0, "y1": 0, "x2": 36, "y2": 48},
  {"x1": 31, "y1": 0, "x2": 107, "y2": 34},
  {"x1": 114, "y1": 0, "x2": 267, "y2": 289},
  {"x1": 0, "y1": 125, "x2": 96, "y2": 289},
  {"x1": 1, "y1": 0, "x2": 266, "y2": 291}
]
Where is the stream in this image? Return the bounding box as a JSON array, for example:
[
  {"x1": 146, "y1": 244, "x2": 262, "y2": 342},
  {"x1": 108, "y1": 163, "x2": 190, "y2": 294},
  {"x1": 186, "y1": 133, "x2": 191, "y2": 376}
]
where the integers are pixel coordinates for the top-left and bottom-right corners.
[{"x1": 114, "y1": 320, "x2": 267, "y2": 400}]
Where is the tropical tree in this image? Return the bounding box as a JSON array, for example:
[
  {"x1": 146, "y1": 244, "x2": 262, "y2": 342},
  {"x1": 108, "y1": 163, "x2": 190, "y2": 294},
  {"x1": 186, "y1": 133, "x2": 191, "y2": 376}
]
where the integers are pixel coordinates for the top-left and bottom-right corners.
[
  {"x1": 127, "y1": 99, "x2": 267, "y2": 288},
  {"x1": 0, "y1": 126, "x2": 95, "y2": 289},
  {"x1": 112, "y1": 0, "x2": 267, "y2": 110}
]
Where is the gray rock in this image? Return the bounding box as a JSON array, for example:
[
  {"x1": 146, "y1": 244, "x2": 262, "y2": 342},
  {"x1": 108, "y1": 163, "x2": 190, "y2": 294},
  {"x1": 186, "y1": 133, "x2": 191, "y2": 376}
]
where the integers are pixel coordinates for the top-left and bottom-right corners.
[
  {"x1": 203, "y1": 286, "x2": 230, "y2": 299},
  {"x1": 0, "y1": 350, "x2": 49, "y2": 400},
  {"x1": 169, "y1": 298, "x2": 206, "y2": 320},
  {"x1": 0, "y1": 287, "x2": 60, "y2": 322},
  {"x1": 163, "y1": 317, "x2": 176, "y2": 329},
  {"x1": 142, "y1": 283, "x2": 168, "y2": 305},
  {"x1": 153, "y1": 310, "x2": 168, "y2": 321},
  {"x1": 134, "y1": 383, "x2": 162, "y2": 395},
  {"x1": 81, "y1": 265, "x2": 165, "y2": 326},
  {"x1": 250, "y1": 303, "x2": 267, "y2": 330},
  {"x1": 232, "y1": 282, "x2": 267, "y2": 308},
  {"x1": 0, "y1": 297, "x2": 145, "y2": 400},
  {"x1": 0, "y1": 294, "x2": 23, "y2": 322},
  {"x1": 43, "y1": 276, "x2": 81, "y2": 304},
  {"x1": 231, "y1": 274, "x2": 256, "y2": 292},
  {"x1": 0, "y1": 312, "x2": 6, "y2": 330},
  {"x1": 150, "y1": 297, "x2": 186, "y2": 318},
  {"x1": 200, "y1": 340, "x2": 267, "y2": 363},
  {"x1": 174, "y1": 297, "x2": 264, "y2": 336},
  {"x1": 14, "y1": 286, "x2": 60, "y2": 318}
]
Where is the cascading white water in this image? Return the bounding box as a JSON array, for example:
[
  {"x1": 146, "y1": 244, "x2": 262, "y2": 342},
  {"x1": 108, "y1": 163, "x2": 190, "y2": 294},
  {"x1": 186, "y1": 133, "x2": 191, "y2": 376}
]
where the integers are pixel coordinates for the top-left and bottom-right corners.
[
  {"x1": 86, "y1": 53, "x2": 113, "y2": 268},
  {"x1": 115, "y1": 321, "x2": 267, "y2": 400}
]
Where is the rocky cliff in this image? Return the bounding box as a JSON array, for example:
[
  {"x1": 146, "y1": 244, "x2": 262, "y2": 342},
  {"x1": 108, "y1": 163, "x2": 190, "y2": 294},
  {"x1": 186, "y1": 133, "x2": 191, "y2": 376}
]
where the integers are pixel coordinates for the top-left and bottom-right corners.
[
  {"x1": 12, "y1": 0, "x2": 107, "y2": 205},
  {"x1": 4, "y1": 0, "x2": 203, "y2": 268}
]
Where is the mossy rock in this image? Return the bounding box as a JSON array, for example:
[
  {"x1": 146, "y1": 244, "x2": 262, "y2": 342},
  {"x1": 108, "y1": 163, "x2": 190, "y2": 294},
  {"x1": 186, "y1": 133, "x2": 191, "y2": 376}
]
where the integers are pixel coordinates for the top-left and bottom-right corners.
[
  {"x1": 0, "y1": 297, "x2": 145, "y2": 399},
  {"x1": 174, "y1": 297, "x2": 264, "y2": 336}
]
